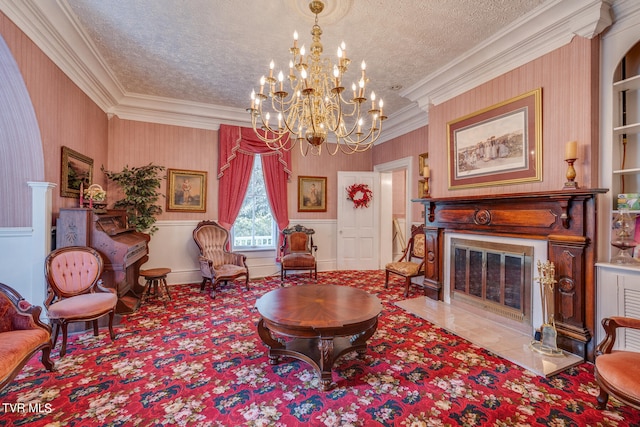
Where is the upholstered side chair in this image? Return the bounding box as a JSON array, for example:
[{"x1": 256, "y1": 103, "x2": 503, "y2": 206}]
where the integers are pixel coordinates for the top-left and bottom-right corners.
[
  {"x1": 193, "y1": 220, "x2": 249, "y2": 298},
  {"x1": 44, "y1": 246, "x2": 118, "y2": 357},
  {"x1": 384, "y1": 224, "x2": 426, "y2": 297},
  {"x1": 0, "y1": 282, "x2": 54, "y2": 391},
  {"x1": 280, "y1": 224, "x2": 317, "y2": 284},
  {"x1": 594, "y1": 316, "x2": 640, "y2": 410}
]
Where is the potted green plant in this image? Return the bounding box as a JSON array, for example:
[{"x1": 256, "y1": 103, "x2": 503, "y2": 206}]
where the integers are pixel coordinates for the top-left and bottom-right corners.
[{"x1": 102, "y1": 164, "x2": 166, "y2": 235}]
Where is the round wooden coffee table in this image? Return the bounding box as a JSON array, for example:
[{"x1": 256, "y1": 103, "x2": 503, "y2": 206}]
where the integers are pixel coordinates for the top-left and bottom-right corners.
[{"x1": 255, "y1": 284, "x2": 382, "y2": 391}]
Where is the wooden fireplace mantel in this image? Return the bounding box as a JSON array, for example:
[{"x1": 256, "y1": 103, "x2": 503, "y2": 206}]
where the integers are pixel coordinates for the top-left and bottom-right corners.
[{"x1": 413, "y1": 188, "x2": 608, "y2": 361}]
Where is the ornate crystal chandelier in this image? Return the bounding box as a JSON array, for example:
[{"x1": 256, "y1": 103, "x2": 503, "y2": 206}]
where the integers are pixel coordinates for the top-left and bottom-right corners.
[{"x1": 248, "y1": 0, "x2": 386, "y2": 155}]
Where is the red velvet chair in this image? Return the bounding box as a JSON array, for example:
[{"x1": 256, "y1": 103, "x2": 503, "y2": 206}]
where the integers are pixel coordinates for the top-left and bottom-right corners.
[
  {"x1": 280, "y1": 224, "x2": 317, "y2": 284},
  {"x1": 594, "y1": 316, "x2": 640, "y2": 410},
  {"x1": 0, "y1": 282, "x2": 54, "y2": 391}
]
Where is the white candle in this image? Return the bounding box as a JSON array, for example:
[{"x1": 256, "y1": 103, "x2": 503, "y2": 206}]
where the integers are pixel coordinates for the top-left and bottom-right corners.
[
  {"x1": 423, "y1": 166, "x2": 430, "y2": 177},
  {"x1": 565, "y1": 140, "x2": 578, "y2": 160}
]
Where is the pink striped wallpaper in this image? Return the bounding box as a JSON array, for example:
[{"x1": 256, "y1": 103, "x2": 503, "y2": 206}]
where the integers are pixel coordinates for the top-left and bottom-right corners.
[{"x1": 427, "y1": 36, "x2": 599, "y2": 198}]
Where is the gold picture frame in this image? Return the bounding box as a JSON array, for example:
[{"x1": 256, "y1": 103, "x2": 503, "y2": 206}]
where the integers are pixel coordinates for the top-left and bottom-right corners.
[
  {"x1": 298, "y1": 176, "x2": 327, "y2": 212},
  {"x1": 447, "y1": 88, "x2": 542, "y2": 190},
  {"x1": 418, "y1": 153, "x2": 429, "y2": 176},
  {"x1": 61, "y1": 146, "x2": 93, "y2": 198},
  {"x1": 167, "y1": 169, "x2": 207, "y2": 212}
]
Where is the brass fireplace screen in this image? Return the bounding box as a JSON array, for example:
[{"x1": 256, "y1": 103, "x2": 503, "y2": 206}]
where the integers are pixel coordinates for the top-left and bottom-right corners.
[{"x1": 451, "y1": 239, "x2": 532, "y2": 325}]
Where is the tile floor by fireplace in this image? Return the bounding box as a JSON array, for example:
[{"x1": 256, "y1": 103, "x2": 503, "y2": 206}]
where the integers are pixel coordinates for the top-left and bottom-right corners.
[{"x1": 396, "y1": 296, "x2": 584, "y2": 377}]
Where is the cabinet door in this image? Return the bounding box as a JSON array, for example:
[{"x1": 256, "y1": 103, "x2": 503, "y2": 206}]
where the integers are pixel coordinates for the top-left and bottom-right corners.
[
  {"x1": 597, "y1": 266, "x2": 640, "y2": 351},
  {"x1": 617, "y1": 273, "x2": 640, "y2": 351}
]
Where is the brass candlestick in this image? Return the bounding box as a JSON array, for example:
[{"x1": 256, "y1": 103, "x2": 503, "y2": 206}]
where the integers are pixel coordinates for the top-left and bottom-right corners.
[
  {"x1": 563, "y1": 158, "x2": 578, "y2": 189},
  {"x1": 423, "y1": 177, "x2": 430, "y2": 198}
]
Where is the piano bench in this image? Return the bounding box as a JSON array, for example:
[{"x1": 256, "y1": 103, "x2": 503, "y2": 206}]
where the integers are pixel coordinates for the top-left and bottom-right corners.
[{"x1": 140, "y1": 268, "x2": 172, "y2": 305}]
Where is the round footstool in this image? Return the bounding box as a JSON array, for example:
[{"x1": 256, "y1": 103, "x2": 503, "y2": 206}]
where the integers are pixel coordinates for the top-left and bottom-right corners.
[{"x1": 140, "y1": 268, "x2": 172, "y2": 304}]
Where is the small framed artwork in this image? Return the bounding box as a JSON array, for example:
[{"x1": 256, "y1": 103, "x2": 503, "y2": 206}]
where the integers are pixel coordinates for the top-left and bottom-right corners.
[
  {"x1": 418, "y1": 153, "x2": 429, "y2": 176},
  {"x1": 61, "y1": 146, "x2": 93, "y2": 198},
  {"x1": 167, "y1": 169, "x2": 207, "y2": 212},
  {"x1": 447, "y1": 88, "x2": 542, "y2": 190},
  {"x1": 298, "y1": 176, "x2": 327, "y2": 212}
]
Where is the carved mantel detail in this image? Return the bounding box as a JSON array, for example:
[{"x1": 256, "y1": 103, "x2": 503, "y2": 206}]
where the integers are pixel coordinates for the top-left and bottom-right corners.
[{"x1": 414, "y1": 189, "x2": 608, "y2": 362}]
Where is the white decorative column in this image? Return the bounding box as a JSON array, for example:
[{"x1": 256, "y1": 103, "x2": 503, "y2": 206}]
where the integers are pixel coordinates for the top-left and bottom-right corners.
[{"x1": 27, "y1": 182, "x2": 55, "y2": 309}]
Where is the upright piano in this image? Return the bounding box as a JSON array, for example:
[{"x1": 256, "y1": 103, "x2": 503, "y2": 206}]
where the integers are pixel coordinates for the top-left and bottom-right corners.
[{"x1": 56, "y1": 208, "x2": 149, "y2": 314}]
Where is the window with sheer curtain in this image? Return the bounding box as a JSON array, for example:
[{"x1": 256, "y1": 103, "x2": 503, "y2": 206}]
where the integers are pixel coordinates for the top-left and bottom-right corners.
[{"x1": 232, "y1": 155, "x2": 277, "y2": 250}]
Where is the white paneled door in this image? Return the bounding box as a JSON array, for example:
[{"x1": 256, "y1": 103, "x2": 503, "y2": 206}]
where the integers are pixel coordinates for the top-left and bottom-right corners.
[{"x1": 337, "y1": 171, "x2": 380, "y2": 270}]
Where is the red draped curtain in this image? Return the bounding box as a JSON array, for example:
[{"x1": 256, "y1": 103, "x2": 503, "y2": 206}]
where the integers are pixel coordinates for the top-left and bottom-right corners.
[{"x1": 217, "y1": 125, "x2": 291, "y2": 249}]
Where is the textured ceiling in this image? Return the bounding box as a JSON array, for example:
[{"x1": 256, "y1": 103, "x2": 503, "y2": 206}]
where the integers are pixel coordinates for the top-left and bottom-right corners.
[{"x1": 63, "y1": 0, "x2": 547, "y2": 121}]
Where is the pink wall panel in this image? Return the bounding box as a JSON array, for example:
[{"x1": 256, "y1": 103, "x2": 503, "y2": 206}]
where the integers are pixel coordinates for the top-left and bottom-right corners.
[
  {"x1": 1, "y1": 12, "x2": 109, "y2": 223},
  {"x1": 107, "y1": 117, "x2": 218, "y2": 221},
  {"x1": 289, "y1": 143, "x2": 373, "y2": 219},
  {"x1": 427, "y1": 36, "x2": 599, "y2": 198},
  {"x1": 373, "y1": 126, "x2": 429, "y2": 222}
]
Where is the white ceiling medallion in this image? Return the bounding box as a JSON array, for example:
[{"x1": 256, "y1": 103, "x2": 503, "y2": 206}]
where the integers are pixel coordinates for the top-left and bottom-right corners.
[{"x1": 289, "y1": 0, "x2": 353, "y2": 25}]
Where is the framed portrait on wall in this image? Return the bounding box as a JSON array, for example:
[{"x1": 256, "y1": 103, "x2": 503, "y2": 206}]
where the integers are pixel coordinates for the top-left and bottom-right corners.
[
  {"x1": 298, "y1": 176, "x2": 327, "y2": 212},
  {"x1": 167, "y1": 169, "x2": 207, "y2": 212},
  {"x1": 447, "y1": 88, "x2": 542, "y2": 190},
  {"x1": 61, "y1": 146, "x2": 93, "y2": 198}
]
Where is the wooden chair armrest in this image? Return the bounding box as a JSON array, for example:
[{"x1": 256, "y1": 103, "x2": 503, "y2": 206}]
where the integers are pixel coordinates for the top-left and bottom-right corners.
[
  {"x1": 95, "y1": 279, "x2": 116, "y2": 295},
  {"x1": 597, "y1": 316, "x2": 640, "y2": 355},
  {"x1": 12, "y1": 301, "x2": 50, "y2": 333}
]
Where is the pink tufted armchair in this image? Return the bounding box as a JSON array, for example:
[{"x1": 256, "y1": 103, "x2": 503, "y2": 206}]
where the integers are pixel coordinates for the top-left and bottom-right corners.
[
  {"x1": 384, "y1": 224, "x2": 426, "y2": 297},
  {"x1": 193, "y1": 221, "x2": 249, "y2": 298},
  {"x1": 0, "y1": 282, "x2": 54, "y2": 391},
  {"x1": 44, "y1": 246, "x2": 118, "y2": 357}
]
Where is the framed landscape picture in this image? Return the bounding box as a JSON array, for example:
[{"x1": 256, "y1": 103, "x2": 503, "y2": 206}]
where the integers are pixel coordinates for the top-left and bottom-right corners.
[
  {"x1": 298, "y1": 176, "x2": 327, "y2": 212},
  {"x1": 447, "y1": 88, "x2": 542, "y2": 190},
  {"x1": 167, "y1": 169, "x2": 207, "y2": 212},
  {"x1": 61, "y1": 146, "x2": 93, "y2": 198}
]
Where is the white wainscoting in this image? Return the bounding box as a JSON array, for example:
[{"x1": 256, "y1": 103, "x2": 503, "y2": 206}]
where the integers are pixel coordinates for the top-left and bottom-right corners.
[
  {"x1": 147, "y1": 219, "x2": 338, "y2": 285},
  {"x1": 0, "y1": 227, "x2": 41, "y2": 304},
  {"x1": 0, "y1": 182, "x2": 54, "y2": 314}
]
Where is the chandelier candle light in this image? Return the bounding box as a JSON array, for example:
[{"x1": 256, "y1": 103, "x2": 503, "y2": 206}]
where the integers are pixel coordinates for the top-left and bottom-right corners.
[{"x1": 248, "y1": 0, "x2": 386, "y2": 155}]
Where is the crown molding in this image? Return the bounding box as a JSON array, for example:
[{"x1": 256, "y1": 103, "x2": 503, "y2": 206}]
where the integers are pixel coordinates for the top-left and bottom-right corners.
[
  {"x1": 109, "y1": 93, "x2": 250, "y2": 130},
  {"x1": 374, "y1": 104, "x2": 428, "y2": 145},
  {"x1": 0, "y1": 0, "x2": 124, "y2": 111},
  {"x1": 401, "y1": 0, "x2": 613, "y2": 110}
]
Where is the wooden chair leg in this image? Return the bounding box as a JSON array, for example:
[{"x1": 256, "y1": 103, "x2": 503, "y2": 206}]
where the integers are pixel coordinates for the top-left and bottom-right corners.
[
  {"x1": 60, "y1": 323, "x2": 69, "y2": 357},
  {"x1": 404, "y1": 277, "x2": 410, "y2": 297},
  {"x1": 92, "y1": 320, "x2": 99, "y2": 336},
  {"x1": 51, "y1": 322, "x2": 60, "y2": 347},
  {"x1": 108, "y1": 310, "x2": 116, "y2": 341},
  {"x1": 314, "y1": 265, "x2": 317, "y2": 281},
  {"x1": 40, "y1": 345, "x2": 54, "y2": 371},
  {"x1": 245, "y1": 275, "x2": 250, "y2": 290},
  {"x1": 200, "y1": 278, "x2": 207, "y2": 291},
  {"x1": 385, "y1": 270, "x2": 390, "y2": 288},
  {"x1": 596, "y1": 388, "x2": 610, "y2": 410}
]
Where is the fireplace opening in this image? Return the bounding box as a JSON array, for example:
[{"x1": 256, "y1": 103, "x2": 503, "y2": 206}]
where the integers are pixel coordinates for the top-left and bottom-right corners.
[{"x1": 450, "y1": 238, "x2": 533, "y2": 334}]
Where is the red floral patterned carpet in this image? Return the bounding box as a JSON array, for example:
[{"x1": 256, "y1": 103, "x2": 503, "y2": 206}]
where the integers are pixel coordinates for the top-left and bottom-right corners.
[{"x1": 1, "y1": 270, "x2": 638, "y2": 426}]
